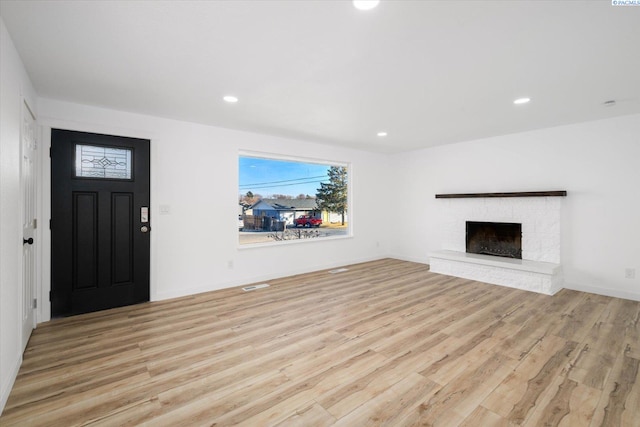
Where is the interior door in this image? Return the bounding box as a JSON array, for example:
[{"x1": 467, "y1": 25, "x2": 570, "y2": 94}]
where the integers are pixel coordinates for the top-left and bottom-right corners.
[
  {"x1": 50, "y1": 129, "x2": 150, "y2": 316},
  {"x1": 21, "y1": 101, "x2": 37, "y2": 350}
]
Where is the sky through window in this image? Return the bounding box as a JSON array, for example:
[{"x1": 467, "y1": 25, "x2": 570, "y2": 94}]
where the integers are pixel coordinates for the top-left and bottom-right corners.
[{"x1": 239, "y1": 156, "x2": 330, "y2": 197}]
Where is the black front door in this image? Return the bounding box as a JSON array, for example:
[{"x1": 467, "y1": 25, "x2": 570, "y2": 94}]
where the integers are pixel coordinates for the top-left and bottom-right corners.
[{"x1": 51, "y1": 129, "x2": 150, "y2": 316}]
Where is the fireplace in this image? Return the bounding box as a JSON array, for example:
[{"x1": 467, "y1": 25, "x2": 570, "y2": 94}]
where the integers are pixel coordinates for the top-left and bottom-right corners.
[
  {"x1": 431, "y1": 194, "x2": 563, "y2": 294},
  {"x1": 466, "y1": 221, "x2": 522, "y2": 259}
]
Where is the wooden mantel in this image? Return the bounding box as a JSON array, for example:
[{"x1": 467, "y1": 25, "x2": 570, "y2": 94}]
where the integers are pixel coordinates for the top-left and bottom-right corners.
[{"x1": 435, "y1": 191, "x2": 567, "y2": 199}]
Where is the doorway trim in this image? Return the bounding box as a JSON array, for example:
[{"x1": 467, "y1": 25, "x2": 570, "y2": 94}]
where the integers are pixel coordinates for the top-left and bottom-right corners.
[{"x1": 21, "y1": 99, "x2": 38, "y2": 346}]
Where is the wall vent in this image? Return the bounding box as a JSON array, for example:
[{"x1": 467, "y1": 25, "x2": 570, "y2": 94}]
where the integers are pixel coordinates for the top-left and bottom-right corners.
[
  {"x1": 329, "y1": 268, "x2": 349, "y2": 274},
  {"x1": 242, "y1": 283, "x2": 270, "y2": 292}
]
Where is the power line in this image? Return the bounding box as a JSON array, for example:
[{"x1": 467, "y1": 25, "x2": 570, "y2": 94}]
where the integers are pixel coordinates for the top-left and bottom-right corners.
[
  {"x1": 239, "y1": 175, "x2": 327, "y2": 188},
  {"x1": 242, "y1": 179, "x2": 328, "y2": 190}
]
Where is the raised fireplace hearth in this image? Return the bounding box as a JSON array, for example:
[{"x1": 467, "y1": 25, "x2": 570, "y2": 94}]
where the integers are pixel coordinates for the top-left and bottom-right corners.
[
  {"x1": 466, "y1": 221, "x2": 522, "y2": 259},
  {"x1": 429, "y1": 192, "x2": 565, "y2": 295}
]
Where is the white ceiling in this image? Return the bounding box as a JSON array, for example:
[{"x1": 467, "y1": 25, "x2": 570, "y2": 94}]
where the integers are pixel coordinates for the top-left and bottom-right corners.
[{"x1": 1, "y1": 1, "x2": 639, "y2": 153}]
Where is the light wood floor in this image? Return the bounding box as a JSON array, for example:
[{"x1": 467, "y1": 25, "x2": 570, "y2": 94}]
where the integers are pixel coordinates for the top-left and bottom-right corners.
[{"x1": 2, "y1": 259, "x2": 639, "y2": 426}]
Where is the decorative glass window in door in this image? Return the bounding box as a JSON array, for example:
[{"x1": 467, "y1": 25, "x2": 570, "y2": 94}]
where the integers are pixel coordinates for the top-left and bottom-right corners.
[{"x1": 75, "y1": 144, "x2": 132, "y2": 179}]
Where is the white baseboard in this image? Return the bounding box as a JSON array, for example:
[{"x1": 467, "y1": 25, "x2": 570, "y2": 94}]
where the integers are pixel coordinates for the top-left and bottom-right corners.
[
  {"x1": 563, "y1": 282, "x2": 640, "y2": 302},
  {"x1": 154, "y1": 255, "x2": 387, "y2": 301},
  {"x1": 1, "y1": 354, "x2": 22, "y2": 415},
  {"x1": 387, "y1": 253, "x2": 430, "y2": 265}
]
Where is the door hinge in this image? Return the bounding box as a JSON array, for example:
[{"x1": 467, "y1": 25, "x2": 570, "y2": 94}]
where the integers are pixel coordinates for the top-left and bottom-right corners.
[
  {"x1": 49, "y1": 147, "x2": 52, "y2": 158},
  {"x1": 33, "y1": 298, "x2": 37, "y2": 309},
  {"x1": 49, "y1": 219, "x2": 52, "y2": 230},
  {"x1": 49, "y1": 291, "x2": 52, "y2": 301},
  {"x1": 33, "y1": 218, "x2": 37, "y2": 229}
]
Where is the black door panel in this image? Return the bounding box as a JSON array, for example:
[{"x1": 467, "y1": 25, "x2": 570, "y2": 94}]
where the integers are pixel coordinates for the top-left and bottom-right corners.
[{"x1": 51, "y1": 129, "x2": 150, "y2": 316}]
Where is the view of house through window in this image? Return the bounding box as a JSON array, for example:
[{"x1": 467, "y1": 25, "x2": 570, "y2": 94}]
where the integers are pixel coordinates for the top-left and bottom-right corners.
[{"x1": 239, "y1": 154, "x2": 349, "y2": 245}]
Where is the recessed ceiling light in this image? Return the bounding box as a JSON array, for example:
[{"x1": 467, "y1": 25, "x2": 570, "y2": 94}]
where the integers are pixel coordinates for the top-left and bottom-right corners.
[
  {"x1": 353, "y1": 1, "x2": 380, "y2": 11},
  {"x1": 377, "y1": 131, "x2": 388, "y2": 137},
  {"x1": 223, "y1": 95, "x2": 238, "y2": 103},
  {"x1": 513, "y1": 97, "x2": 531, "y2": 105}
]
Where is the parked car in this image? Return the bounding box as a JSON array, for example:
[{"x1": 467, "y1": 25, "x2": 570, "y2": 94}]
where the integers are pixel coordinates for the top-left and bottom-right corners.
[
  {"x1": 294, "y1": 215, "x2": 322, "y2": 228},
  {"x1": 238, "y1": 215, "x2": 244, "y2": 230}
]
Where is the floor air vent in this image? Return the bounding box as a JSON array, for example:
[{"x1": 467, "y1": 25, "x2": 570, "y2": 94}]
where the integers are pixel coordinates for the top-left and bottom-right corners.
[
  {"x1": 328, "y1": 268, "x2": 349, "y2": 274},
  {"x1": 242, "y1": 283, "x2": 270, "y2": 292}
]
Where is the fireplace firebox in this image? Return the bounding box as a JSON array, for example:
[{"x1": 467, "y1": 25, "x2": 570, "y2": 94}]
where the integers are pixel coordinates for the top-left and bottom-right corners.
[{"x1": 466, "y1": 221, "x2": 522, "y2": 259}]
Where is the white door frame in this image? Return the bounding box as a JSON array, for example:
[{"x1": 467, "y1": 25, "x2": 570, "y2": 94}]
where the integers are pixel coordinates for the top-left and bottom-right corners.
[
  {"x1": 20, "y1": 99, "x2": 37, "y2": 349},
  {"x1": 36, "y1": 126, "x2": 51, "y2": 323}
]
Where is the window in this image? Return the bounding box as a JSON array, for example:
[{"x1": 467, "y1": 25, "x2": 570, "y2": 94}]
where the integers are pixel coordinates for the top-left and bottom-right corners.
[
  {"x1": 75, "y1": 144, "x2": 132, "y2": 179},
  {"x1": 239, "y1": 153, "x2": 349, "y2": 245}
]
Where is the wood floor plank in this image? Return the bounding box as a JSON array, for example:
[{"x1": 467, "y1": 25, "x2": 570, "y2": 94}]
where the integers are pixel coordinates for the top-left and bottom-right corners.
[
  {"x1": 480, "y1": 334, "x2": 576, "y2": 419},
  {"x1": 550, "y1": 293, "x2": 609, "y2": 341},
  {"x1": 567, "y1": 297, "x2": 638, "y2": 392},
  {"x1": 332, "y1": 372, "x2": 439, "y2": 427},
  {"x1": 419, "y1": 320, "x2": 508, "y2": 379},
  {"x1": 589, "y1": 346, "x2": 640, "y2": 427},
  {"x1": 210, "y1": 350, "x2": 388, "y2": 426},
  {"x1": 396, "y1": 353, "x2": 514, "y2": 426},
  {"x1": 622, "y1": 299, "x2": 640, "y2": 360},
  {"x1": 153, "y1": 369, "x2": 291, "y2": 425},
  {"x1": 83, "y1": 397, "x2": 162, "y2": 427},
  {"x1": 0, "y1": 370, "x2": 152, "y2": 425},
  {"x1": 461, "y1": 406, "x2": 509, "y2": 427},
  {"x1": 507, "y1": 339, "x2": 579, "y2": 425},
  {"x1": 274, "y1": 402, "x2": 336, "y2": 427},
  {"x1": 315, "y1": 333, "x2": 450, "y2": 419},
  {"x1": 1, "y1": 258, "x2": 639, "y2": 426},
  {"x1": 522, "y1": 375, "x2": 600, "y2": 427}
]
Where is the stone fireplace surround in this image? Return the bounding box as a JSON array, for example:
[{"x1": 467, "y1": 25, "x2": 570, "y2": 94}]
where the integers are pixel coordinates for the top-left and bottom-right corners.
[{"x1": 429, "y1": 192, "x2": 565, "y2": 295}]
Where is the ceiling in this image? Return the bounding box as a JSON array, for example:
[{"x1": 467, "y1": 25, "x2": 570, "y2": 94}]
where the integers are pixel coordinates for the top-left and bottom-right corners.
[{"x1": 1, "y1": 1, "x2": 639, "y2": 153}]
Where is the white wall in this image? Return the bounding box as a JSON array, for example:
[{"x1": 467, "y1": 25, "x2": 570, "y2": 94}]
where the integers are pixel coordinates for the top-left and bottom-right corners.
[
  {"x1": 37, "y1": 98, "x2": 392, "y2": 316},
  {"x1": 0, "y1": 18, "x2": 38, "y2": 413},
  {"x1": 389, "y1": 114, "x2": 640, "y2": 301}
]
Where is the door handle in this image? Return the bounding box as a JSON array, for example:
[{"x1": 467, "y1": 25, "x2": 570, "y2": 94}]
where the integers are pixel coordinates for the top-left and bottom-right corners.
[
  {"x1": 140, "y1": 226, "x2": 150, "y2": 233},
  {"x1": 23, "y1": 237, "x2": 34, "y2": 245}
]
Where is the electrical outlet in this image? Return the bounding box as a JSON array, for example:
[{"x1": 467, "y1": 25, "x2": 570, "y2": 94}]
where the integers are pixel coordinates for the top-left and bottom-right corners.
[
  {"x1": 625, "y1": 268, "x2": 635, "y2": 279},
  {"x1": 227, "y1": 260, "x2": 234, "y2": 269}
]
